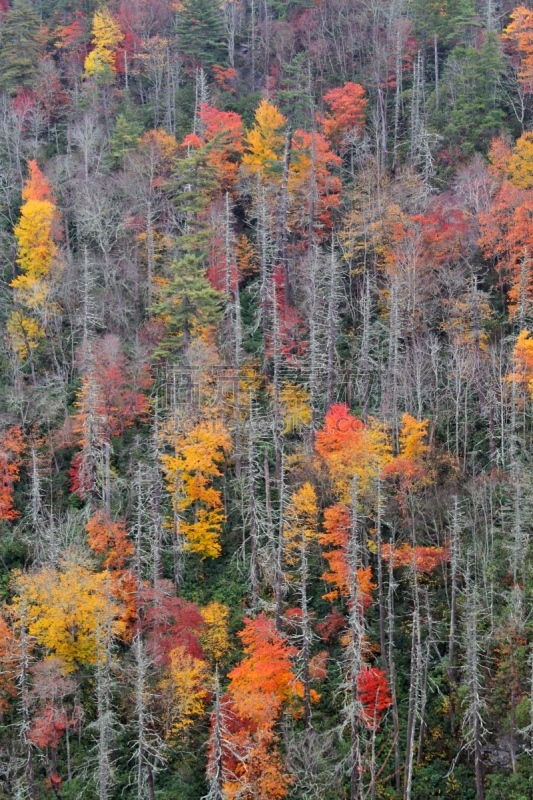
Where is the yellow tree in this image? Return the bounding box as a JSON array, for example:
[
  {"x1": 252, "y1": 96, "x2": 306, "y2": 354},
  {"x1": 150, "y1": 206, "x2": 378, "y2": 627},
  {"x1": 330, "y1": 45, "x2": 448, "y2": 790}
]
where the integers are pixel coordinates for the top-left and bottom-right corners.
[
  {"x1": 11, "y1": 562, "x2": 126, "y2": 671},
  {"x1": 200, "y1": 601, "x2": 230, "y2": 664},
  {"x1": 84, "y1": 8, "x2": 123, "y2": 79},
  {"x1": 160, "y1": 419, "x2": 231, "y2": 558},
  {"x1": 158, "y1": 646, "x2": 210, "y2": 739},
  {"x1": 8, "y1": 161, "x2": 60, "y2": 359},
  {"x1": 283, "y1": 482, "x2": 321, "y2": 730},
  {"x1": 243, "y1": 99, "x2": 286, "y2": 178},
  {"x1": 508, "y1": 132, "x2": 533, "y2": 188}
]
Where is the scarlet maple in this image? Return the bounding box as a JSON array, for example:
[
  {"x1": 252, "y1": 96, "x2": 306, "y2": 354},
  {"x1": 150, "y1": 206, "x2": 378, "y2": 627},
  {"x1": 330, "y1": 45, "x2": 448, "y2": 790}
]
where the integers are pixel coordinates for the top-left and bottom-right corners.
[{"x1": 357, "y1": 667, "x2": 392, "y2": 729}]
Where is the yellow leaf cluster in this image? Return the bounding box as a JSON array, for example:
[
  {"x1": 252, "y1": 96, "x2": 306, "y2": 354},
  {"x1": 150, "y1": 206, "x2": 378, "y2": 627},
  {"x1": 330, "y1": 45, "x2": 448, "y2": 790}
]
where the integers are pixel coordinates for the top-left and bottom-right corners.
[
  {"x1": 6, "y1": 310, "x2": 44, "y2": 360},
  {"x1": 160, "y1": 420, "x2": 231, "y2": 558},
  {"x1": 243, "y1": 99, "x2": 286, "y2": 177},
  {"x1": 159, "y1": 645, "x2": 209, "y2": 738},
  {"x1": 11, "y1": 562, "x2": 126, "y2": 671},
  {"x1": 284, "y1": 482, "x2": 318, "y2": 567},
  {"x1": 279, "y1": 382, "x2": 312, "y2": 434},
  {"x1": 13, "y1": 200, "x2": 57, "y2": 304},
  {"x1": 508, "y1": 132, "x2": 533, "y2": 189},
  {"x1": 508, "y1": 329, "x2": 533, "y2": 396},
  {"x1": 200, "y1": 601, "x2": 230, "y2": 662},
  {"x1": 84, "y1": 9, "x2": 123, "y2": 77},
  {"x1": 398, "y1": 414, "x2": 429, "y2": 461}
]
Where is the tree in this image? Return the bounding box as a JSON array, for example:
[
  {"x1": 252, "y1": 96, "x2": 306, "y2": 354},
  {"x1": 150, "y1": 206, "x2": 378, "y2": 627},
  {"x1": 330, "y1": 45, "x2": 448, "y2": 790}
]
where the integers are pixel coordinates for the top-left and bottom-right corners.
[
  {"x1": 0, "y1": 426, "x2": 25, "y2": 521},
  {"x1": 243, "y1": 100, "x2": 286, "y2": 178},
  {"x1": 8, "y1": 161, "x2": 60, "y2": 359},
  {"x1": 218, "y1": 614, "x2": 302, "y2": 799},
  {"x1": 439, "y1": 34, "x2": 506, "y2": 156},
  {"x1": 160, "y1": 419, "x2": 231, "y2": 558},
  {"x1": 503, "y1": 6, "x2": 533, "y2": 95},
  {"x1": 177, "y1": 0, "x2": 227, "y2": 68},
  {"x1": 357, "y1": 667, "x2": 392, "y2": 730},
  {"x1": 12, "y1": 562, "x2": 127, "y2": 671},
  {"x1": 314, "y1": 404, "x2": 392, "y2": 501},
  {"x1": 0, "y1": 0, "x2": 43, "y2": 94},
  {"x1": 321, "y1": 82, "x2": 367, "y2": 149},
  {"x1": 158, "y1": 645, "x2": 209, "y2": 739},
  {"x1": 84, "y1": 9, "x2": 123, "y2": 81},
  {"x1": 318, "y1": 504, "x2": 376, "y2": 609}
]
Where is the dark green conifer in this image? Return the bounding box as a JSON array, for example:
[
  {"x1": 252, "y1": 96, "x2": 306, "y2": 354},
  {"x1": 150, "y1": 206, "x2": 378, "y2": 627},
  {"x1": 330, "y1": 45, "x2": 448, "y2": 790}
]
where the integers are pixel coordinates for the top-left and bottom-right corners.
[
  {"x1": 177, "y1": 0, "x2": 227, "y2": 68},
  {"x1": 0, "y1": 0, "x2": 43, "y2": 94}
]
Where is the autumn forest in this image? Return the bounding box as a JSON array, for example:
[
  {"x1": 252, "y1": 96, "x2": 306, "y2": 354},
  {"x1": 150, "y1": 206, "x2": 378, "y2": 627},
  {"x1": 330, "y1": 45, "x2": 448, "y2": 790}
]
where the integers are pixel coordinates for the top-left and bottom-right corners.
[{"x1": 2, "y1": 0, "x2": 533, "y2": 798}]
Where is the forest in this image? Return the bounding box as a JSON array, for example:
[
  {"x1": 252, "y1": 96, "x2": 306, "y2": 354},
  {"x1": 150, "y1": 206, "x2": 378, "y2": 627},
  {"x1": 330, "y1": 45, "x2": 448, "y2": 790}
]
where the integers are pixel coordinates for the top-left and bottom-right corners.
[{"x1": 3, "y1": 0, "x2": 533, "y2": 797}]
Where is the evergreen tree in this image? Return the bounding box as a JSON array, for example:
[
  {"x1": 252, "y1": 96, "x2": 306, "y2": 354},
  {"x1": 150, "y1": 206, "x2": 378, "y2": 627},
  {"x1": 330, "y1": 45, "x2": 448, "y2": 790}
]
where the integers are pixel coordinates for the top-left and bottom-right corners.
[
  {"x1": 153, "y1": 246, "x2": 223, "y2": 356},
  {"x1": 437, "y1": 32, "x2": 506, "y2": 156},
  {"x1": 177, "y1": 0, "x2": 227, "y2": 68},
  {"x1": 0, "y1": 0, "x2": 43, "y2": 94}
]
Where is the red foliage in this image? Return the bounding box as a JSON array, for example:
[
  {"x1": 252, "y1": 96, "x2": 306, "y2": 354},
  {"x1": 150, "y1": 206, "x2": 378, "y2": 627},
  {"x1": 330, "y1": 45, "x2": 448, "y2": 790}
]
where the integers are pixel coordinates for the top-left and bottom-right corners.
[
  {"x1": 314, "y1": 403, "x2": 365, "y2": 457},
  {"x1": 357, "y1": 667, "x2": 392, "y2": 729},
  {"x1": 265, "y1": 266, "x2": 308, "y2": 366},
  {"x1": 70, "y1": 335, "x2": 150, "y2": 496},
  {"x1": 411, "y1": 198, "x2": 470, "y2": 268},
  {"x1": 28, "y1": 706, "x2": 72, "y2": 749},
  {"x1": 0, "y1": 426, "x2": 25, "y2": 521},
  {"x1": 140, "y1": 581, "x2": 206, "y2": 667},
  {"x1": 316, "y1": 608, "x2": 346, "y2": 642},
  {"x1": 212, "y1": 64, "x2": 237, "y2": 92}
]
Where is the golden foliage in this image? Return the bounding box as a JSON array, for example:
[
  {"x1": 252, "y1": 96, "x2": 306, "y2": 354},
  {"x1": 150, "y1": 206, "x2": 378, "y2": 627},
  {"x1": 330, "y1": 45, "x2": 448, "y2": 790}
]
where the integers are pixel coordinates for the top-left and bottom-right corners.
[
  {"x1": 200, "y1": 601, "x2": 230, "y2": 662},
  {"x1": 243, "y1": 100, "x2": 286, "y2": 177},
  {"x1": 84, "y1": 9, "x2": 123, "y2": 77},
  {"x1": 160, "y1": 419, "x2": 231, "y2": 558},
  {"x1": 12, "y1": 562, "x2": 126, "y2": 670}
]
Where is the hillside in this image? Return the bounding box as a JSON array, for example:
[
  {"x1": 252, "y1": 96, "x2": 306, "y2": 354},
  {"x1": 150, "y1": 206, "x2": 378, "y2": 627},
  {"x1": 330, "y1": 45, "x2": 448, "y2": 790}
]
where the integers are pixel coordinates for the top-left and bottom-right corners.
[{"x1": 0, "y1": 0, "x2": 533, "y2": 798}]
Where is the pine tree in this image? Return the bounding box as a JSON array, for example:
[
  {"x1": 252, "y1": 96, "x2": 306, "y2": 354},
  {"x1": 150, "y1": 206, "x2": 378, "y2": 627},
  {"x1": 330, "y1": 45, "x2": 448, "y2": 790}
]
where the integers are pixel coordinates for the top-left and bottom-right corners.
[
  {"x1": 153, "y1": 249, "x2": 223, "y2": 356},
  {"x1": 0, "y1": 0, "x2": 43, "y2": 94},
  {"x1": 177, "y1": 0, "x2": 227, "y2": 68}
]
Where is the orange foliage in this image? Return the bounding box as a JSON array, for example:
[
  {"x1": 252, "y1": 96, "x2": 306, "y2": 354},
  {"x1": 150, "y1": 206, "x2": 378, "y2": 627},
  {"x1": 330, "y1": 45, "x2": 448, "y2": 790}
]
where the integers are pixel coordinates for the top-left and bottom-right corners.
[
  {"x1": 383, "y1": 413, "x2": 430, "y2": 487},
  {"x1": 228, "y1": 615, "x2": 302, "y2": 726},
  {"x1": 288, "y1": 129, "x2": 341, "y2": 237},
  {"x1": 86, "y1": 510, "x2": 134, "y2": 569},
  {"x1": 503, "y1": 6, "x2": 533, "y2": 93},
  {"x1": 315, "y1": 404, "x2": 391, "y2": 499},
  {"x1": 217, "y1": 614, "x2": 300, "y2": 799},
  {"x1": 0, "y1": 616, "x2": 17, "y2": 710},
  {"x1": 0, "y1": 426, "x2": 25, "y2": 521},
  {"x1": 23, "y1": 159, "x2": 56, "y2": 203},
  {"x1": 508, "y1": 329, "x2": 533, "y2": 397},
  {"x1": 318, "y1": 504, "x2": 375, "y2": 609},
  {"x1": 322, "y1": 82, "x2": 367, "y2": 147},
  {"x1": 182, "y1": 102, "x2": 244, "y2": 190},
  {"x1": 480, "y1": 140, "x2": 533, "y2": 316},
  {"x1": 381, "y1": 543, "x2": 450, "y2": 573}
]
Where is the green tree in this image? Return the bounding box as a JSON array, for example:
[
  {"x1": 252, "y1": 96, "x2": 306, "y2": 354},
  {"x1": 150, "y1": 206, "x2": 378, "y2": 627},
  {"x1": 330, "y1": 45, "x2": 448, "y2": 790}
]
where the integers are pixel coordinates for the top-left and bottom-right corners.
[
  {"x1": 437, "y1": 33, "x2": 506, "y2": 156},
  {"x1": 0, "y1": 0, "x2": 43, "y2": 94},
  {"x1": 153, "y1": 245, "x2": 223, "y2": 355},
  {"x1": 177, "y1": 0, "x2": 227, "y2": 68},
  {"x1": 410, "y1": 0, "x2": 478, "y2": 48}
]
